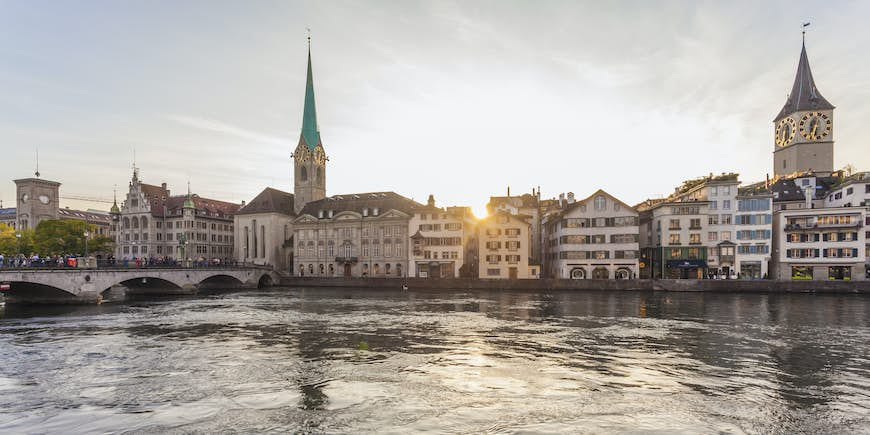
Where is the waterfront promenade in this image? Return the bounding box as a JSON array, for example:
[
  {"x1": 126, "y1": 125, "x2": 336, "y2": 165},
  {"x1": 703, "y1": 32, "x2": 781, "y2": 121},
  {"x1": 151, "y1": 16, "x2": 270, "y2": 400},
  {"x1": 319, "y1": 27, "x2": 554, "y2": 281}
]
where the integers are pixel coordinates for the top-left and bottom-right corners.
[{"x1": 282, "y1": 276, "x2": 870, "y2": 294}]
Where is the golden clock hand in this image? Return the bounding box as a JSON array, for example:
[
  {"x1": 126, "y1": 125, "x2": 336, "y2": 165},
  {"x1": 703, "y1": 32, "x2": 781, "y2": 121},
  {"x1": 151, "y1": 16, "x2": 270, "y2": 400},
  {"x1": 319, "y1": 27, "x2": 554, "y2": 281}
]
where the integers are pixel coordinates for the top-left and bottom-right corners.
[{"x1": 810, "y1": 123, "x2": 818, "y2": 139}]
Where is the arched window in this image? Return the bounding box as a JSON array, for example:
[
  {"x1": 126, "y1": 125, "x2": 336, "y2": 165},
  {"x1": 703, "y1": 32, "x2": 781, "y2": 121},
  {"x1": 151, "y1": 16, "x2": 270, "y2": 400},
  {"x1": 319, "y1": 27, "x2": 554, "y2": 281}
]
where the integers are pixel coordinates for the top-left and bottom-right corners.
[
  {"x1": 300, "y1": 166, "x2": 308, "y2": 182},
  {"x1": 396, "y1": 263, "x2": 402, "y2": 277},
  {"x1": 374, "y1": 264, "x2": 380, "y2": 275},
  {"x1": 123, "y1": 217, "x2": 130, "y2": 229},
  {"x1": 385, "y1": 263, "x2": 391, "y2": 275},
  {"x1": 594, "y1": 196, "x2": 606, "y2": 211},
  {"x1": 132, "y1": 217, "x2": 139, "y2": 229},
  {"x1": 141, "y1": 217, "x2": 148, "y2": 228}
]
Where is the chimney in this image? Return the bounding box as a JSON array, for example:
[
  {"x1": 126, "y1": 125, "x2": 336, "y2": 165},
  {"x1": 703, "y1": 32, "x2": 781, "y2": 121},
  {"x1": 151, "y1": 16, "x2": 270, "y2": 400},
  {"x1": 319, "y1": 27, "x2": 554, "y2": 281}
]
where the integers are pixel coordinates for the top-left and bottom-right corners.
[
  {"x1": 567, "y1": 192, "x2": 575, "y2": 204},
  {"x1": 241, "y1": 200, "x2": 246, "y2": 206},
  {"x1": 507, "y1": 186, "x2": 511, "y2": 197},
  {"x1": 765, "y1": 173, "x2": 770, "y2": 189},
  {"x1": 161, "y1": 182, "x2": 167, "y2": 190},
  {"x1": 559, "y1": 193, "x2": 565, "y2": 207},
  {"x1": 427, "y1": 194, "x2": 435, "y2": 208}
]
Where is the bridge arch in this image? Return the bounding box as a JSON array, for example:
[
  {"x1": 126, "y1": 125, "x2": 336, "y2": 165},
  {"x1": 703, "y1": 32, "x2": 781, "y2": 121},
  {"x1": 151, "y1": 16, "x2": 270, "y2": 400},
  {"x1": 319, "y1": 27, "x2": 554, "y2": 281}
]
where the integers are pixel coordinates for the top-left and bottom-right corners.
[
  {"x1": 197, "y1": 274, "x2": 246, "y2": 289},
  {"x1": 2, "y1": 281, "x2": 80, "y2": 303}
]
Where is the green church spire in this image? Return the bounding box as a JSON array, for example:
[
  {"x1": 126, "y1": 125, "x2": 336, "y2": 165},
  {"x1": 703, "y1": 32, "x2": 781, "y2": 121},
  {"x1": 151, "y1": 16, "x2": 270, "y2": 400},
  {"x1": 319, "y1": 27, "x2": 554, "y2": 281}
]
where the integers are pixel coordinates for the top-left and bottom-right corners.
[{"x1": 300, "y1": 41, "x2": 321, "y2": 151}]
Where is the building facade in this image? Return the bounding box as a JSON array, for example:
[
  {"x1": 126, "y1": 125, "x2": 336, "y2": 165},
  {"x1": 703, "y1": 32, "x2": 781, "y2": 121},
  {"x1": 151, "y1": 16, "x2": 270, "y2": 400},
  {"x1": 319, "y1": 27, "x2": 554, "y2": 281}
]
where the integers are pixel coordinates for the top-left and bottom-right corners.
[
  {"x1": 408, "y1": 195, "x2": 477, "y2": 278},
  {"x1": 477, "y1": 211, "x2": 538, "y2": 279},
  {"x1": 734, "y1": 193, "x2": 773, "y2": 278},
  {"x1": 234, "y1": 188, "x2": 295, "y2": 272},
  {"x1": 772, "y1": 207, "x2": 866, "y2": 281},
  {"x1": 113, "y1": 169, "x2": 238, "y2": 260},
  {"x1": 293, "y1": 192, "x2": 419, "y2": 277},
  {"x1": 639, "y1": 201, "x2": 711, "y2": 279},
  {"x1": 543, "y1": 190, "x2": 639, "y2": 279}
]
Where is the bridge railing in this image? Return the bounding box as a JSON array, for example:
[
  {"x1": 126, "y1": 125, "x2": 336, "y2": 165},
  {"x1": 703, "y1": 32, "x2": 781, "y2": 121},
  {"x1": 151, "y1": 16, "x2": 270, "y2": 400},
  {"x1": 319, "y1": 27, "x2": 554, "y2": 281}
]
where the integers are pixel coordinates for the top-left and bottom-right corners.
[{"x1": 0, "y1": 258, "x2": 264, "y2": 271}]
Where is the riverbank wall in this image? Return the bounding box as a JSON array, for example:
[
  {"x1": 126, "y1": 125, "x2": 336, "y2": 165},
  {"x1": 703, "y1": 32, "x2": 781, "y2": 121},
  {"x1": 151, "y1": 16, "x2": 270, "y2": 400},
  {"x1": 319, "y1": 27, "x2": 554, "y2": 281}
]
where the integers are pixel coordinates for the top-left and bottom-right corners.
[{"x1": 279, "y1": 277, "x2": 870, "y2": 294}]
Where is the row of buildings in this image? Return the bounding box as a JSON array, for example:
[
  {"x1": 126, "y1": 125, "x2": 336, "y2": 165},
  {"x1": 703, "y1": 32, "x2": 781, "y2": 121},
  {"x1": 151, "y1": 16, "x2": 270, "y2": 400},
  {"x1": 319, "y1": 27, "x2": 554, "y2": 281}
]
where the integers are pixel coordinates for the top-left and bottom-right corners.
[{"x1": 2, "y1": 35, "x2": 867, "y2": 281}]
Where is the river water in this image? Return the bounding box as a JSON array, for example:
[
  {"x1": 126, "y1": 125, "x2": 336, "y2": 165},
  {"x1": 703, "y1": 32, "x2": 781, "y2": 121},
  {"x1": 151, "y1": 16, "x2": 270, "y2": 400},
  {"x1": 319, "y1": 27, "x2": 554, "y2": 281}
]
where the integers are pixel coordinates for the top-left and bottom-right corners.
[{"x1": 1, "y1": 288, "x2": 869, "y2": 434}]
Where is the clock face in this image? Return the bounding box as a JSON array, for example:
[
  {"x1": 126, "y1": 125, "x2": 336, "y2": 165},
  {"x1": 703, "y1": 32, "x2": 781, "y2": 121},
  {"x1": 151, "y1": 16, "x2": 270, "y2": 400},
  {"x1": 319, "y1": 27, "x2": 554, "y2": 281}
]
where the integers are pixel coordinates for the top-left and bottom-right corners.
[
  {"x1": 294, "y1": 149, "x2": 308, "y2": 163},
  {"x1": 20, "y1": 193, "x2": 28, "y2": 203},
  {"x1": 775, "y1": 117, "x2": 796, "y2": 147},
  {"x1": 38, "y1": 195, "x2": 50, "y2": 204},
  {"x1": 313, "y1": 148, "x2": 325, "y2": 165},
  {"x1": 799, "y1": 112, "x2": 832, "y2": 141}
]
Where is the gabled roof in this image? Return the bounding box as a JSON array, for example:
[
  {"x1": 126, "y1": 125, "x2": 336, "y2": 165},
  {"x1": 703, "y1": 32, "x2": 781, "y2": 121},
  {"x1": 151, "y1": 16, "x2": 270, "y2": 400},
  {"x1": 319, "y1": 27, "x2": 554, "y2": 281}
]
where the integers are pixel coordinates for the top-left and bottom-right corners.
[
  {"x1": 237, "y1": 187, "x2": 295, "y2": 216},
  {"x1": 298, "y1": 191, "x2": 422, "y2": 218},
  {"x1": 775, "y1": 41, "x2": 834, "y2": 121},
  {"x1": 550, "y1": 189, "x2": 638, "y2": 218}
]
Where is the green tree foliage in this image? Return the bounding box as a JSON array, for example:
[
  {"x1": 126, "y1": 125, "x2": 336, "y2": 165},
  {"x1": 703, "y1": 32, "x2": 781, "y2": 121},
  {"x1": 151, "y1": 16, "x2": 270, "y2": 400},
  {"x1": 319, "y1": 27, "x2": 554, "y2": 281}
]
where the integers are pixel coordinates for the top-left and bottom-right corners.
[
  {"x1": 0, "y1": 225, "x2": 35, "y2": 256},
  {"x1": 31, "y1": 219, "x2": 114, "y2": 256}
]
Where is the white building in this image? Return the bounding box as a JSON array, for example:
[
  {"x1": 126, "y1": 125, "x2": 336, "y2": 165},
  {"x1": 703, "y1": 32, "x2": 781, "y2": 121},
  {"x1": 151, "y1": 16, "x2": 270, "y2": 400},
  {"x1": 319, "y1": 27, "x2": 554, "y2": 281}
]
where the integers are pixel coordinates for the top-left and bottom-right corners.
[
  {"x1": 408, "y1": 195, "x2": 477, "y2": 278},
  {"x1": 772, "y1": 207, "x2": 866, "y2": 281},
  {"x1": 234, "y1": 188, "x2": 295, "y2": 272},
  {"x1": 543, "y1": 190, "x2": 639, "y2": 279},
  {"x1": 478, "y1": 211, "x2": 538, "y2": 279}
]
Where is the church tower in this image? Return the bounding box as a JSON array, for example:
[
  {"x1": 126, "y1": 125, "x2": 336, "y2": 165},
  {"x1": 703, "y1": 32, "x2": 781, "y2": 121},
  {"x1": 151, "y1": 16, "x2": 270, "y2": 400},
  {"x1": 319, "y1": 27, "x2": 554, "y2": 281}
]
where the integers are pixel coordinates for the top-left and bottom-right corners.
[
  {"x1": 773, "y1": 35, "x2": 835, "y2": 177},
  {"x1": 293, "y1": 41, "x2": 327, "y2": 214}
]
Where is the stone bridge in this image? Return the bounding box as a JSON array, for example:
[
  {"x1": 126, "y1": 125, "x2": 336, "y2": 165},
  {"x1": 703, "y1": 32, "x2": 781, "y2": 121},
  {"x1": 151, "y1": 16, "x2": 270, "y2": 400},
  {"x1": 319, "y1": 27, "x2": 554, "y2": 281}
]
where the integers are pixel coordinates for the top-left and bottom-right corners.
[{"x1": 0, "y1": 267, "x2": 279, "y2": 304}]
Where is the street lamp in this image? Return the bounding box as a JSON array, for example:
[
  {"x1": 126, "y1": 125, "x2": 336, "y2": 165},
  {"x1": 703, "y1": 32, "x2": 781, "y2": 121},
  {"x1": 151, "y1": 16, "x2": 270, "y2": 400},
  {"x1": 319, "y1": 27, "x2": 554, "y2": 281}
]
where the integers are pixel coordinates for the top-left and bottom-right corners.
[
  {"x1": 84, "y1": 230, "x2": 90, "y2": 258},
  {"x1": 16, "y1": 232, "x2": 21, "y2": 257}
]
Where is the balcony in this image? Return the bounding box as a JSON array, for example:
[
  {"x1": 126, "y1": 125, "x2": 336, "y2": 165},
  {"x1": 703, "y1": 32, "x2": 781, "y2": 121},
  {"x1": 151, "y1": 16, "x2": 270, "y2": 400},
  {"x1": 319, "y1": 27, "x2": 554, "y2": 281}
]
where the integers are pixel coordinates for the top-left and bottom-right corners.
[
  {"x1": 335, "y1": 257, "x2": 358, "y2": 263},
  {"x1": 668, "y1": 226, "x2": 681, "y2": 231},
  {"x1": 689, "y1": 225, "x2": 702, "y2": 230}
]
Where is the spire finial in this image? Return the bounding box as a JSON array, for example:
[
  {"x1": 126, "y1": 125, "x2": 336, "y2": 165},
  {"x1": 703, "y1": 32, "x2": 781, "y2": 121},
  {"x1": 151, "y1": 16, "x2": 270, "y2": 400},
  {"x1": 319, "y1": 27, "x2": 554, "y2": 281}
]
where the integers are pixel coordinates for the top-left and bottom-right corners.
[
  {"x1": 802, "y1": 22, "x2": 810, "y2": 44},
  {"x1": 34, "y1": 146, "x2": 40, "y2": 178},
  {"x1": 307, "y1": 27, "x2": 311, "y2": 48}
]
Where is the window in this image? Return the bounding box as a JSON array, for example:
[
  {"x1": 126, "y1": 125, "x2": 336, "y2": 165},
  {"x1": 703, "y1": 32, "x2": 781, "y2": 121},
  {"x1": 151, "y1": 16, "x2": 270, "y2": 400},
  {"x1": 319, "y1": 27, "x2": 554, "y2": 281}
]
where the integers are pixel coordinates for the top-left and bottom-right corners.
[
  {"x1": 723, "y1": 186, "x2": 731, "y2": 195},
  {"x1": 669, "y1": 234, "x2": 681, "y2": 245},
  {"x1": 708, "y1": 215, "x2": 719, "y2": 225},
  {"x1": 720, "y1": 214, "x2": 732, "y2": 225},
  {"x1": 710, "y1": 186, "x2": 717, "y2": 196},
  {"x1": 708, "y1": 232, "x2": 718, "y2": 241},
  {"x1": 595, "y1": 196, "x2": 606, "y2": 210},
  {"x1": 720, "y1": 231, "x2": 731, "y2": 241},
  {"x1": 689, "y1": 233, "x2": 701, "y2": 245},
  {"x1": 723, "y1": 200, "x2": 731, "y2": 210},
  {"x1": 487, "y1": 268, "x2": 501, "y2": 276},
  {"x1": 669, "y1": 219, "x2": 680, "y2": 230},
  {"x1": 689, "y1": 218, "x2": 701, "y2": 229}
]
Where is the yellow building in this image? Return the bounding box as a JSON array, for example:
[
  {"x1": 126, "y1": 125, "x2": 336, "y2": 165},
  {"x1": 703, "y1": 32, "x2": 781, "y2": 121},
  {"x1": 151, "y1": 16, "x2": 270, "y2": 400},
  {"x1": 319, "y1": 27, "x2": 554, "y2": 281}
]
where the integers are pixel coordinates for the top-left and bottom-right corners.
[{"x1": 477, "y1": 211, "x2": 538, "y2": 279}]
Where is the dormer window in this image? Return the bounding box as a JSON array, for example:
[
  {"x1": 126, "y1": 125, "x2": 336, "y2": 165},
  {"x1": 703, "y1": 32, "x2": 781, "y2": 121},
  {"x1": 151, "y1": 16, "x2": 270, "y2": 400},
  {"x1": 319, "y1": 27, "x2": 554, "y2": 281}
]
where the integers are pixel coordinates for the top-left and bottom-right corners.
[
  {"x1": 363, "y1": 208, "x2": 369, "y2": 217},
  {"x1": 328, "y1": 210, "x2": 334, "y2": 218},
  {"x1": 318, "y1": 210, "x2": 324, "y2": 218},
  {"x1": 373, "y1": 208, "x2": 379, "y2": 216}
]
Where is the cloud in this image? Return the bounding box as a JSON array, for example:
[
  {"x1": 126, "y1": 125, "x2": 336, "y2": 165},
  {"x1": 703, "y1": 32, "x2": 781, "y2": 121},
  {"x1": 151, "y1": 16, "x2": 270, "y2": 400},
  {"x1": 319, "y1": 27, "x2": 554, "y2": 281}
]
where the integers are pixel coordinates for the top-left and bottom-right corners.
[{"x1": 166, "y1": 115, "x2": 291, "y2": 147}]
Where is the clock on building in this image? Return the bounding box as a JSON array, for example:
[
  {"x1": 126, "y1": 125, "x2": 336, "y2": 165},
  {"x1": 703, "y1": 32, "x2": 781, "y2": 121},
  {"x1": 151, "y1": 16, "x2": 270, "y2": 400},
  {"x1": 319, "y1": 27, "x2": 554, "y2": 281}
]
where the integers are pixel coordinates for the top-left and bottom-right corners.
[
  {"x1": 799, "y1": 112, "x2": 832, "y2": 141},
  {"x1": 38, "y1": 195, "x2": 50, "y2": 204},
  {"x1": 775, "y1": 117, "x2": 796, "y2": 146},
  {"x1": 313, "y1": 147, "x2": 325, "y2": 165},
  {"x1": 294, "y1": 149, "x2": 309, "y2": 163},
  {"x1": 20, "y1": 193, "x2": 28, "y2": 203}
]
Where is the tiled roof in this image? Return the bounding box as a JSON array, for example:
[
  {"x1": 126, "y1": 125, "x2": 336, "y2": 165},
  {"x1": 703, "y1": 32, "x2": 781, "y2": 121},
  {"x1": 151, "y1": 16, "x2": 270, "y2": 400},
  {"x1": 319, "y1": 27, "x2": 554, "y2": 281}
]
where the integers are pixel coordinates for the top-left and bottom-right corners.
[
  {"x1": 299, "y1": 191, "x2": 422, "y2": 217},
  {"x1": 237, "y1": 188, "x2": 295, "y2": 216},
  {"x1": 59, "y1": 208, "x2": 112, "y2": 222}
]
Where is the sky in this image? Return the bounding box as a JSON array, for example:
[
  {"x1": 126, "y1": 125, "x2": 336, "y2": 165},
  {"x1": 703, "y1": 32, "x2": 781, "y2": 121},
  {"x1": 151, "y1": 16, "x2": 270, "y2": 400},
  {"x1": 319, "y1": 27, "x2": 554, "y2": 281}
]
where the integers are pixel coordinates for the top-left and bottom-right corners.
[{"x1": 1, "y1": 1, "x2": 869, "y2": 217}]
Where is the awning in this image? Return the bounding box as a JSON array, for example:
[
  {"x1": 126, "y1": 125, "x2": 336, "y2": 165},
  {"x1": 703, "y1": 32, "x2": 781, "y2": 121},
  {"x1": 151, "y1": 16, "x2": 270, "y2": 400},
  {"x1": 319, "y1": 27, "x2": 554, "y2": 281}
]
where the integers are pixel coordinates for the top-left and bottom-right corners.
[{"x1": 667, "y1": 259, "x2": 707, "y2": 269}]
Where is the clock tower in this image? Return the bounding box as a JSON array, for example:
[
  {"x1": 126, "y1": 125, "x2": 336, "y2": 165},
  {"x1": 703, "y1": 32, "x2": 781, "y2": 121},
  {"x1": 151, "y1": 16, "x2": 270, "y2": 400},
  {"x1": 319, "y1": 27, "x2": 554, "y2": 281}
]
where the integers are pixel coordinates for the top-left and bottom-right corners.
[
  {"x1": 293, "y1": 43, "x2": 327, "y2": 214},
  {"x1": 773, "y1": 37, "x2": 834, "y2": 177}
]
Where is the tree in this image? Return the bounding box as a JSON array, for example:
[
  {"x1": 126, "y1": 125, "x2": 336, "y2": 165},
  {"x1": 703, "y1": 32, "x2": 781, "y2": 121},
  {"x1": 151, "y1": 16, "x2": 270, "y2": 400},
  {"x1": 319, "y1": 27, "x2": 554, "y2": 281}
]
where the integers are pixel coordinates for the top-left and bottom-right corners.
[
  {"x1": 32, "y1": 219, "x2": 113, "y2": 256},
  {"x1": 0, "y1": 225, "x2": 35, "y2": 256}
]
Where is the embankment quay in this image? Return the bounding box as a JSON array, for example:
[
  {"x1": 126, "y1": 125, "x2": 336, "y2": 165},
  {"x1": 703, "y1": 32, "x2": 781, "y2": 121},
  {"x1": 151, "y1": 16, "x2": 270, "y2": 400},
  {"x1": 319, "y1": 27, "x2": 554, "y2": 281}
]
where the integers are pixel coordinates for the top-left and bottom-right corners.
[
  {"x1": 0, "y1": 266, "x2": 278, "y2": 304},
  {"x1": 281, "y1": 276, "x2": 870, "y2": 294}
]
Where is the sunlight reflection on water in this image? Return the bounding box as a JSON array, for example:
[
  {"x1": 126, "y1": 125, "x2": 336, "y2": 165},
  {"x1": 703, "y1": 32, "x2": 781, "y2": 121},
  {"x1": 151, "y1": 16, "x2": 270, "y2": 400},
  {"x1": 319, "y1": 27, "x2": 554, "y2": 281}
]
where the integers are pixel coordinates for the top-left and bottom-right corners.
[{"x1": 1, "y1": 288, "x2": 869, "y2": 433}]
